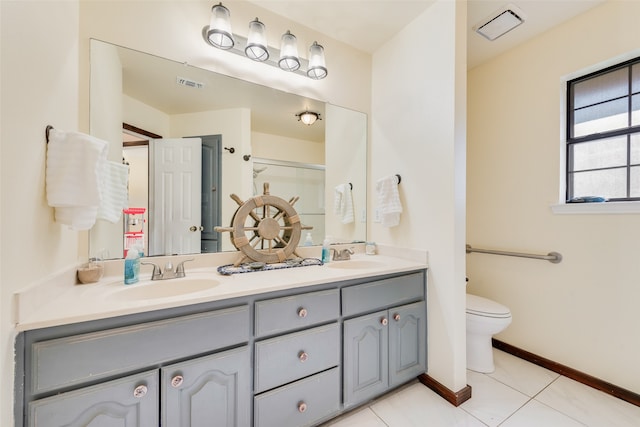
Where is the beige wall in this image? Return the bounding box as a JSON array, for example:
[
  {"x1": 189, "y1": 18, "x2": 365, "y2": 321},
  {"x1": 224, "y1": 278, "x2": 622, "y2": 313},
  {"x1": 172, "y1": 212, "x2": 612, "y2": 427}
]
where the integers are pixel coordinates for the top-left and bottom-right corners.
[
  {"x1": 467, "y1": 0, "x2": 640, "y2": 393},
  {"x1": 1, "y1": 1, "x2": 81, "y2": 424},
  {"x1": 371, "y1": 1, "x2": 468, "y2": 392},
  {"x1": 1, "y1": 1, "x2": 468, "y2": 425}
]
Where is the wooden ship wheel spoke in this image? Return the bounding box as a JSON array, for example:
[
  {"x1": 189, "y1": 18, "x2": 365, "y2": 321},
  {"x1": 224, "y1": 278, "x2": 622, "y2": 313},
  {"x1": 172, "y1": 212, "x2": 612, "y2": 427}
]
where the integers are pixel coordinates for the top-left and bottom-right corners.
[{"x1": 215, "y1": 183, "x2": 312, "y2": 266}]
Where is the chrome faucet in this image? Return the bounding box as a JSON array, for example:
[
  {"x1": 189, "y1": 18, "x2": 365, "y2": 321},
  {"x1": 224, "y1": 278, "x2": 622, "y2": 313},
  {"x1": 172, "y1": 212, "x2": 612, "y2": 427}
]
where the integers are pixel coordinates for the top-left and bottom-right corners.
[
  {"x1": 141, "y1": 258, "x2": 194, "y2": 280},
  {"x1": 332, "y1": 247, "x2": 355, "y2": 261}
]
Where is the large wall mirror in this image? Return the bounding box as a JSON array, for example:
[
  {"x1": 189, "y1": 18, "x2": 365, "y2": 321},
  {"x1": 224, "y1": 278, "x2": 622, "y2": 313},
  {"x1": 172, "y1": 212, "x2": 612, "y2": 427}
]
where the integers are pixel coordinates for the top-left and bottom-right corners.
[{"x1": 89, "y1": 39, "x2": 367, "y2": 260}]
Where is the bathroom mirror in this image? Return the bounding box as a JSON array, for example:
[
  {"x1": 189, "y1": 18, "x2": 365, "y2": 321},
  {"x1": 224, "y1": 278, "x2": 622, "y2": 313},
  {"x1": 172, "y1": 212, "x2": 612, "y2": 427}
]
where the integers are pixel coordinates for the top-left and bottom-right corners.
[{"x1": 89, "y1": 39, "x2": 367, "y2": 260}]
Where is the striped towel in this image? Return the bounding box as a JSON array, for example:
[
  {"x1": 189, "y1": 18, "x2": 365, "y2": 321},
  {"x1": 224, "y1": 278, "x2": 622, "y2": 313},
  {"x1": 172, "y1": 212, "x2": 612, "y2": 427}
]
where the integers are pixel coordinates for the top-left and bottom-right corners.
[
  {"x1": 46, "y1": 129, "x2": 108, "y2": 230},
  {"x1": 376, "y1": 175, "x2": 402, "y2": 227}
]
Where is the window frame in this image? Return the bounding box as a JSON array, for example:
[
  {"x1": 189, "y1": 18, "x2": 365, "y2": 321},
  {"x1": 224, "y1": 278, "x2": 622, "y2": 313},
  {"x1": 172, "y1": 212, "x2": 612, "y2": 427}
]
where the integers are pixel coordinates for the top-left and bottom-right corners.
[{"x1": 565, "y1": 56, "x2": 640, "y2": 202}]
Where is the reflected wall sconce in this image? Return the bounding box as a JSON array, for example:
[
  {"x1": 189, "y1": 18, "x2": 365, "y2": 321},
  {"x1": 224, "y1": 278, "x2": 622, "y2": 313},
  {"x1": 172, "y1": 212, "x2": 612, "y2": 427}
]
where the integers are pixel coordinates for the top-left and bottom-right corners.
[
  {"x1": 203, "y1": 2, "x2": 327, "y2": 80},
  {"x1": 296, "y1": 111, "x2": 321, "y2": 126}
]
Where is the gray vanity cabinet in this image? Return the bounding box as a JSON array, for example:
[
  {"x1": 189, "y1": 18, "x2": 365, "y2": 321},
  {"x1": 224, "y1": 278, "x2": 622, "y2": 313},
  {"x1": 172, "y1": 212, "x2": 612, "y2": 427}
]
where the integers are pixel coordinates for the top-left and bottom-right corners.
[
  {"x1": 253, "y1": 289, "x2": 341, "y2": 427},
  {"x1": 342, "y1": 273, "x2": 427, "y2": 408},
  {"x1": 27, "y1": 370, "x2": 159, "y2": 427},
  {"x1": 343, "y1": 309, "x2": 389, "y2": 405},
  {"x1": 17, "y1": 269, "x2": 427, "y2": 427},
  {"x1": 22, "y1": 304, "x2": 251, "y2": 427},
  {"x1": 162, "y1": 346, "x2": 251, "y2": 426}
]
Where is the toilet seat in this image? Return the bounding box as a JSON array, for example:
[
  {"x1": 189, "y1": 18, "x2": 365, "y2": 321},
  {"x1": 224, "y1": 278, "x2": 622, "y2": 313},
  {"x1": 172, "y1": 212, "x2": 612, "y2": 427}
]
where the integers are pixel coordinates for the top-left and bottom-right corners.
[{"x1": 466, "y1": 294, "x2": 511, "y2": 319}]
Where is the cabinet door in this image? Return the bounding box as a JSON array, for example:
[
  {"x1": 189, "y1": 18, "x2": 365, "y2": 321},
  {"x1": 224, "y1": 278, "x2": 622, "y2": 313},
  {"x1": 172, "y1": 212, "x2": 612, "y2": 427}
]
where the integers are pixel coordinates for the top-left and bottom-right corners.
[
  {"x1": 389, "y1": 301, "x2": 427, "y2": 387},
  {"x1": 28, "y1": 370, "x2": 158, "y2": 427},
  {"x1": 343, "y1": 310, "x2": 389, "y2": 408},
  {"x1": 162, "y1": 346, "x2": 251, "y2": 427}
]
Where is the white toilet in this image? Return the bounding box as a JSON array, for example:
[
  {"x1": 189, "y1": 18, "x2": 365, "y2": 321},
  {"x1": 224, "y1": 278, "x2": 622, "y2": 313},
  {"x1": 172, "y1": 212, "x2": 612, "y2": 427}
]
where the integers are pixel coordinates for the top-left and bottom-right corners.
[{"x1": 466, "y1": 293, "x2": 512, "y2": 373}]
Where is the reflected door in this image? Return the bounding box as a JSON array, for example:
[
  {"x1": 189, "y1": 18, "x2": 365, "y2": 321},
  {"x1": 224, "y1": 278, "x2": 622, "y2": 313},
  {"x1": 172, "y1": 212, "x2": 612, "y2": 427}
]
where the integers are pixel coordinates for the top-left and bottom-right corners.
[{"x1": 149, "y1": 138, "x2": 202, "y2": 256}]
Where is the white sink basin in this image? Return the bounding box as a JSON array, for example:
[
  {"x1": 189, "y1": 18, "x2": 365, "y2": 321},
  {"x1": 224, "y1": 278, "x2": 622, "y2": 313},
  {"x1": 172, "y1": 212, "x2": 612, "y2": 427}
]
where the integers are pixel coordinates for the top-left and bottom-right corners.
[
  {"x1": 108, "y1": 278, "x2": 219, "y2": 301},
  {"x1": 327, "y1": 260, "x2": 384, "y2": 270}
]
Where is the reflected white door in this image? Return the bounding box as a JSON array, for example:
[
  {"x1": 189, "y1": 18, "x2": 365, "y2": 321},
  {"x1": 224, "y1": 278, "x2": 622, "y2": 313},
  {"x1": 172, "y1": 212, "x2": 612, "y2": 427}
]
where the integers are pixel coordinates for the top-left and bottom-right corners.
[{"x1": 149, "y1": 138, "x2": 202, "y2": 256}]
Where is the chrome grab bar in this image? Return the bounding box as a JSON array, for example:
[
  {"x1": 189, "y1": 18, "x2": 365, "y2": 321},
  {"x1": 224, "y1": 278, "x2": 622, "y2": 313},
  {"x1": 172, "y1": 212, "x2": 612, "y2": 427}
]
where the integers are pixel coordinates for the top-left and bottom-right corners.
[{"x1": 466, "y1": 244, "x2": 562, "y2": 264}]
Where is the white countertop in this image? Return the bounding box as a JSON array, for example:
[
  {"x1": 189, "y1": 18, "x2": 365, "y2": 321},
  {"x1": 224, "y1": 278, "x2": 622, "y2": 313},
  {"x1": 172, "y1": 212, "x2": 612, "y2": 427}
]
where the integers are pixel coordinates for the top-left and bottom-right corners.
[{"x1": 14, "y1": 245, "x2": 428, "y2": 331}]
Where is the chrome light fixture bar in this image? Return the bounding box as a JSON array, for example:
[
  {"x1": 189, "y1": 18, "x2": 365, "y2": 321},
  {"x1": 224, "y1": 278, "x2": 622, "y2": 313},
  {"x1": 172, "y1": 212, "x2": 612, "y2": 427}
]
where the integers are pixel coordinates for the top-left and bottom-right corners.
[{"x1": 203, "y1": 2, "x2": 327, "y2": 80}]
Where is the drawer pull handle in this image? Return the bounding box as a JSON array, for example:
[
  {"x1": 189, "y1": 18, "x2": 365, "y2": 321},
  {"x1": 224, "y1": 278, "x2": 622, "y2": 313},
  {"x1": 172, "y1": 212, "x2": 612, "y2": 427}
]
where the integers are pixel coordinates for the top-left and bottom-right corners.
[
  {"x1": 298, "y1": 401, "x2": 308, "y2": 413},
  {"x1": 380, "y1": 317, "x2": 388, "y2": 326},
  {"x1": 298, "y1": 307, "x2": 308, "y2": 318},
  {"x1": 171, "y1": 375, "x2": 184, "y2": 388},
  {"x1": 393, "y1": 313, "x2": 401, "y2": 321},
  {"x1": 133, "y1": 384, "x2": 148, "y2": 398},
  {"x1": 298, "y1": 351, "x2": 309, "y2": 362}
]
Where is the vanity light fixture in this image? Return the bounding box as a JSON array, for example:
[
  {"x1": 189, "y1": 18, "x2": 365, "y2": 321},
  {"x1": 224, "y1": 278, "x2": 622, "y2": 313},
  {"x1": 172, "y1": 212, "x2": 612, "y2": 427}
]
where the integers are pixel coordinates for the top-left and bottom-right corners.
[
  {"x1": 245, "y1": 18, "x2": 269, "y2": 61},
  {"x1": 296, "y1": 111, "x2": 321, "y2": 126},
  {"x1": 278, "y1": 30, "x2": 301, "y2": 72},
  {"x1": 206, "y1": 3, "x2": 234, "y2": 49},
  {"x1": 202, "y1": 2, "x2": 327, "y2": 80},
  {"x1": 473, "y1": 3, "x2": 526, "y2": 41}
]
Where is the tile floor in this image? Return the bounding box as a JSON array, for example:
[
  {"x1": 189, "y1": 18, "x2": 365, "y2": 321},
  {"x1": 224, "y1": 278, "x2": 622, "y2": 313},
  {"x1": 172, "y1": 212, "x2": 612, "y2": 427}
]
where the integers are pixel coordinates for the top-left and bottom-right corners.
[{"x1": 323, "y1": 349, "x2": 640, "y2": 426}]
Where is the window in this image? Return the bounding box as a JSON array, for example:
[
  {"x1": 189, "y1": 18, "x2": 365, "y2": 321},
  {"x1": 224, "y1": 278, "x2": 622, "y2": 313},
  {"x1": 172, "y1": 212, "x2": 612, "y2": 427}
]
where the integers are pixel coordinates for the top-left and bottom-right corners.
[{"x1": 566, "y1": 57, "x2": 640, "y2": 202}]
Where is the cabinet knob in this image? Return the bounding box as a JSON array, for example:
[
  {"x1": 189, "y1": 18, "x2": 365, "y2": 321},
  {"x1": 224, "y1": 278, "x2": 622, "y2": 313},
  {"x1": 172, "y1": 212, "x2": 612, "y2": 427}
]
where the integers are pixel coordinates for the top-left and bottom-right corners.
[
  {"x1": 393, "y1": 313, "x2": 401, "y2": 321},
  {"x1": 297, "y1": 307, "x2": 308, "y2": 318},
  {"x1": 380, "y1": 317, "x2": 388, "y2": 326},
  {"x1": 133, "y1": 384, "x2": 148, "y2": 398},
  {"x1": 171, "y1": 375, "x2": 184, "y2": 388},
  {"x1": 298, "y1": 351, "x2": 309, "y2": 362},
  {"x1": 297, "y1": 401, "x2": 308, "y2": 413}
]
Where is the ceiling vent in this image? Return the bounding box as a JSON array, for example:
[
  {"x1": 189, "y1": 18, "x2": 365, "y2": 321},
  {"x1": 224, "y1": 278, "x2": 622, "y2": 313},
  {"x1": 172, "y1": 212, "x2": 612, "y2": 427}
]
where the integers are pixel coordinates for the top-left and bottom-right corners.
[
  {"x1": 473, "y1": 4, "x2": 526, "y2": 41},
  {"x1": 176, "y1": 76, "x2": 204, "y2": 89}
]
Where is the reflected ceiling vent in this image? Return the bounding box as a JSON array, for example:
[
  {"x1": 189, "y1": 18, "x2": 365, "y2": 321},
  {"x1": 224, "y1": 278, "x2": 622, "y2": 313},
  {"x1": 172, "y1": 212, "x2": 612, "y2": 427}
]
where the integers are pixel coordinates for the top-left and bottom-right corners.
[
  {"x1": 473, "y1": 4, "x2": 526, "y2": 41},
  {"x1": 176, "y1": 76, "x2": 204, "y2": 89}
]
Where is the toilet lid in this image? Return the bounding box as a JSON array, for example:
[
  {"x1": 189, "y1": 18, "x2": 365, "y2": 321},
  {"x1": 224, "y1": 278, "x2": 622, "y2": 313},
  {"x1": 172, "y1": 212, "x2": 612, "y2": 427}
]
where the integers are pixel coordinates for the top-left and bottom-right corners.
[{"x1": 466, "y1": 294, "x2": 511, "y2": 318}]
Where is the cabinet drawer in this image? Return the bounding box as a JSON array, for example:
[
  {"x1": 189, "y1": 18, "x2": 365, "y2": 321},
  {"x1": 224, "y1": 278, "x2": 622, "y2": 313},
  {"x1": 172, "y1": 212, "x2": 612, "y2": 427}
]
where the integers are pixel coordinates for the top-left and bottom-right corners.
[
  {"x1": 31, "y1": 305, "x2": 249, "y2": 394},
  {"x1": 254, "y1": 323, "x2": 339, "y2": 393},
  {"x1": 28, "y1": 369, "x2": 159, "y2": 427},
  {"x1": 254, "y1": 367, "x2": 340, "y2": 427},
  {"x1": 342, "y1": 272, "x2": 424, "y2": 317},
  {"x1": 255, "y1": 289, "x2": 339, "y2": 337}
]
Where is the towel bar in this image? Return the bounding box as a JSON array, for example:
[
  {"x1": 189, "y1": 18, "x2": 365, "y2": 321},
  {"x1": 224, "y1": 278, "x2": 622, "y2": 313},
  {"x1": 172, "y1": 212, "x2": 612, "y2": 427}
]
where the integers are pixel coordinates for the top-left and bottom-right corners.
[{"x1": 466, "y1": 244, "x2": 562, "y2": 264}]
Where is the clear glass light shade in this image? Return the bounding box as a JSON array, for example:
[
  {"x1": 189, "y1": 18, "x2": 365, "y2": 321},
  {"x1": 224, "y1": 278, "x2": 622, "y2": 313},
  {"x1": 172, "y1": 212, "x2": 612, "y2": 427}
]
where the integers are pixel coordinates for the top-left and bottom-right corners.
[
  {"x1": 278, "y1": 31, "x2": 300, "y2": 72},
  {"x1": 307, "y1": 42, "x2": 327, "y2": 80},
  {"x1": 207, "y1": 3, "x2": 234, "y2": 49},
  {"x1": 245, "y1": 18, "x2": 269, "y2": 61}
]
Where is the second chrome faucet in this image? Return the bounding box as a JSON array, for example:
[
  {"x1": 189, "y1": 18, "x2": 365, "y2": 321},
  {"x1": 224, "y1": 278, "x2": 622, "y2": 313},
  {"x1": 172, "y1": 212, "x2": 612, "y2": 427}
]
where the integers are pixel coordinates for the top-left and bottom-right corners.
[{"x1": 141, "y1": 258, "x2": 194, "y2": 280}]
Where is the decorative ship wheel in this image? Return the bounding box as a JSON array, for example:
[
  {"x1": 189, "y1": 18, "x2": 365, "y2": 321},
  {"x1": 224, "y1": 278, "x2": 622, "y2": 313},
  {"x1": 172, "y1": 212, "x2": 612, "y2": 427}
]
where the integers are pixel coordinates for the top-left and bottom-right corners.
[{"x1": 215, "y1": 183, "x2": 312, "y2": 266}]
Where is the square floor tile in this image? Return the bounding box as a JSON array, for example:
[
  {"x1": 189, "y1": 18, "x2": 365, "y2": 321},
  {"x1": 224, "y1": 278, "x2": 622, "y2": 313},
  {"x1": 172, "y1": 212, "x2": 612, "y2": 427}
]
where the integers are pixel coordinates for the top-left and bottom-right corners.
[
  {"x1": 500, "y1": 399, "x2": 586, "y2": 426},
  {"x1": 461, "y1": 370, "x2": 530, "y2": 426},
  {"x1": 371, "y1": 383, "x2": 486, "y2": 427},
  {"x1": 536, "y1": 376, "x2": 640, "y2": 427},
  {"x1": 321, "y1": 407, "x2": 387, "y2": 427},
  {"x1": 487, "y1": 349, "x2": 560, "y2": 397}
]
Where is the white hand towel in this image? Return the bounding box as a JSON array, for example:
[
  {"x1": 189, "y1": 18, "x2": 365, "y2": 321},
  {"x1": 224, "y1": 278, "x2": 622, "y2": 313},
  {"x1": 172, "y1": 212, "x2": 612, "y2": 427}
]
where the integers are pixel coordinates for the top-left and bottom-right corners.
[
  {"x1": 376, "y1": 175, "x2": 402, "y2": 227},
  {"x1": 97, "y1": 161, "x2": 129, "y2": 223},
  {"x1": 334, "y1": 183, "x2": 355, "y2": 224},
  {"x1": 46, "y1": 129, "x2": 108, "y2": 230}
]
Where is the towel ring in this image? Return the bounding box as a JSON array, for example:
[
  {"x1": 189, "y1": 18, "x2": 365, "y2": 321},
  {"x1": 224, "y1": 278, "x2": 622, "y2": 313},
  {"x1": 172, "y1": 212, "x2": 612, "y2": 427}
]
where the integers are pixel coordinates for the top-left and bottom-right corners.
[
  {"x1": 349, "y1": 183, "x2": 353, "y2": 190},
  {"x1": 396, "y1": 174, "x2": 401, "y2": 184}
]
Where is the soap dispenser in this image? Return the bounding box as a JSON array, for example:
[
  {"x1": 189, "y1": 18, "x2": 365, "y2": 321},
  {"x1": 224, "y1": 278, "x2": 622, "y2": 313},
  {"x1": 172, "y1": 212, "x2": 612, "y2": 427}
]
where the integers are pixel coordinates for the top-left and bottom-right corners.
[
  {"x1": 303, "y1": 232, "x2": 314, "y2": 246},
  {"x1": 321, "y1": 236, "x2": 331, "y2": 263},
  {"x1": 124, "y1": 247, "x2": 140, "y2": 284}
]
